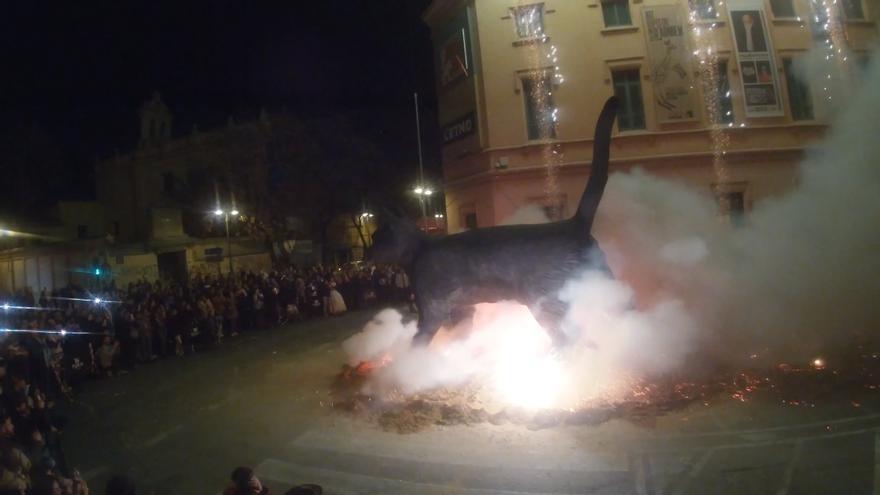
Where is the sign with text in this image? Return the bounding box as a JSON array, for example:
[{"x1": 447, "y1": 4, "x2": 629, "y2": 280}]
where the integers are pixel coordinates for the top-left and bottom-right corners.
[
  {"x1": 643, "y1": 5, "x2": 698, "y2": 122},
  {"x1": 728, "y1": 1, "x2": 783, "y2": 117},
  {"x1": 442, "y1": 112, "x2": 476, "y2": 144}
]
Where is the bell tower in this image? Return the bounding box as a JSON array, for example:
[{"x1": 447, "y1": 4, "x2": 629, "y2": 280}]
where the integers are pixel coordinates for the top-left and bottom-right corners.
[{"x1": 138, "y1": 91, "x2": 172, "y2": 148}]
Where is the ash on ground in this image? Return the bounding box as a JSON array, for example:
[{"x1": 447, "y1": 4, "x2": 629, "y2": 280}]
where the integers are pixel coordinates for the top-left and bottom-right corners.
[{"x1": 330, "y1": 350, "x2": 879, "y2": 434}]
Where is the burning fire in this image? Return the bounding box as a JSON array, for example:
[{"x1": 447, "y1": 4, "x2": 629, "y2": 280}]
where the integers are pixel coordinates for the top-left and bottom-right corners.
[
  {"x1": 466, "y1": 302, "x2": 566, "y2": 410},
  {"x1": 338, "y1": 300, "x2": 880, "y2": 432},
  {"x1": 349, "y1": 302, "x2": 570, "y2": 410}
]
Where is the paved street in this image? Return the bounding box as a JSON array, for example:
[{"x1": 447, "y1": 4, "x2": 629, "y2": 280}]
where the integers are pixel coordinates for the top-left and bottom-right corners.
[{"x1": 61, "y1": 309, "x2": 880, "y2": 494}]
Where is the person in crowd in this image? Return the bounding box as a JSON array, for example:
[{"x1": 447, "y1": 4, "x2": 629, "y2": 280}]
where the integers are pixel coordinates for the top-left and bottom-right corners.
[
  {"x1": 96, "y1": 337, "x2": 119, "y2": 377},
  {"x1": 223, "y1": 466, "x2": 269, "y2": 495},
  {"x1": 393, "y1": 268, "x2": 410, "y2": 304},
  {"x1": 104, "y1": 475, "x2": 136, "y2": 495},
  {"x1": 0, "y1": 413, "x2": 30, "y2": 493},
  {"x1": 223, "y1": 291, "x2": 239, "y2": 338},
  {"x1": 252, "y1": 288, "x2": 265, "y2": 331},
  {"x1": 0, "y1": 261, "x2": 415, "y2": 495},
  {"x1": 152, "y1": 303, "x2": 168, "y2": 359},
  {"x1": 327, "y1": 281, "x2": 347, "y2": 316},
  {"x1": 135, "y1": 312, "x2": 153, "y2": 363}
]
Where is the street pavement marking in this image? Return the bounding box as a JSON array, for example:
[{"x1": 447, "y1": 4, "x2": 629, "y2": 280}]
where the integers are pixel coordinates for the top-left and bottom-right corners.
[
  {"x1": 671, "y1": 448, "x2": 716, "y2": 495},
  {"x1": 255, "y1": 458, "x2": 584, "y2": 495},
  {"x1": 142, "y1": 424, "x2": 183, "y2": 448},
  {"x1": 80, "y1": 465, "x2": 108, "y2": 482},
  {"x1": 630, "y1": 453, "x2": 654, "y2": 495},
  {"x1": 775, "y1": 439, "x2": 804, "y2": 495},
  {"x1": 874, "y1": 431, "x2": 880, "y2": 495},
  {"x1": 709, "y1": 411, "x2": 730, "y2": 432},
  {"x1": 642, "y1": 424, "x2": 879, "y2": 457},
  {"x1": 291, "y1": 427, "x2": 630, "y2": 473},
  {"x1": 653, "y1": 413, "x2": 880, "y2": 440}
]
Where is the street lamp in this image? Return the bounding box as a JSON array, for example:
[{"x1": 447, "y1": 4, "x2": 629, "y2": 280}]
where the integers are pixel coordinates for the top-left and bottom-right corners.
[
  {"x1": 213, "y1": 208, "x2": 241, "y2": 276},
  {"x1": 413, "y1": 185, "x2": 436, "y2": 232}
]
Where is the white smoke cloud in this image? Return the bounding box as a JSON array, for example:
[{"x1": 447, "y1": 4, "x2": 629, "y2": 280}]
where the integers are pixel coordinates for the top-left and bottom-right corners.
[
  {"x1": 498, "y1": 204, "x2": 551, "y2": 225},
  {"x1": 341, "y1": 309, "x2": 416, "y2": 365},
  {"x1": 341, "y1": 49, "x2": 879, "y2": 407},
  {"x1": 593, "y1": 49, "x2": 880, "y2": 366}
]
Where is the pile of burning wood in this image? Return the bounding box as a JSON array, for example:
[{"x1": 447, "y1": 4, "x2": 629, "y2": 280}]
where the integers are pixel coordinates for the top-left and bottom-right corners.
[{"x1": 330, "y1": 348, "x2": 878, "y2": 433}]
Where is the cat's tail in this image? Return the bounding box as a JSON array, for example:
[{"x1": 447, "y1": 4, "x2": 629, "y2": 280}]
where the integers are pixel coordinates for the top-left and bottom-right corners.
[{"x1": 574, "y1": 96, "x2": 618, "y2": 232}]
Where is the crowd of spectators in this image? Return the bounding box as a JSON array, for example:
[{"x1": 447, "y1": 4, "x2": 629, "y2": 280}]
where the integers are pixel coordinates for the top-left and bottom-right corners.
[{"x1": 0, "y1": 262, "x2": 410, "y2": 494}]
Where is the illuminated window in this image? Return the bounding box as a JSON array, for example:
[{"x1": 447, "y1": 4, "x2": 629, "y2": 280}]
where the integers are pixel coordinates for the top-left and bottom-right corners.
[
  {"x1": 521, "y1": 73, "x2": 557, "y2": 140},
  {"x1": 513, "y1": 4, "x2": 544, "y2": 38},
  {"x1": 601, "y1": 0, "x2": 632, "y2": 27},
  {"x1": 783, "y1": 58, "x2": 814, "y2": 121},
  {"x1": 770, "y1": 0, "x2": 797, "y2": 18},
  {"x1": 612, "y1": 69, "x2": 645, "y2": 130},
  {"x1": 841, "y1": 0, "x2": 864, "y2": 18},
  {"x1": 717, "y1": 61, "x2": 734, "y2": 124},
  {"x1": 689, "y1": 0, "x2": 718, "y2": 20}
]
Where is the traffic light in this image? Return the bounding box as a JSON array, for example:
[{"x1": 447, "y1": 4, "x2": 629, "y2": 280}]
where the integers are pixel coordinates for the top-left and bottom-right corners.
[{"x1": 94, "y1": 268, "x2": 101, "y2": 276}]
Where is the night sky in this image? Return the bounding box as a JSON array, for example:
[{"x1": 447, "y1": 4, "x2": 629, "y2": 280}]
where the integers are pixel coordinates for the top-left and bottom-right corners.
[{"x1": 1, "y1": 0, "x2": 438, "y2": 213}]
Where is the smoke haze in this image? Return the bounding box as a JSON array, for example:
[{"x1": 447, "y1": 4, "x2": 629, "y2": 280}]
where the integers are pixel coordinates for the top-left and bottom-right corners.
[{"x1": 342, "y1": 50, "x2": 879, "y2": 405}]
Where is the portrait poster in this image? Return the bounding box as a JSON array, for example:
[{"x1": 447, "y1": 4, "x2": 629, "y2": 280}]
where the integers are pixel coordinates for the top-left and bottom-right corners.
[
  {"x1": 642, "y1": 5, "x2": 698, "y2": 122},
  {"x1": 728, "y1": 1, "x2": 783, "y2": 117},
  {"x1": 439, "y1": 28, "x2": 469, "y2": 88}
]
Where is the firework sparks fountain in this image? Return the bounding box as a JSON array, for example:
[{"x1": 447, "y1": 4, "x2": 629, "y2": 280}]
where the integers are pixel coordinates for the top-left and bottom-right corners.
[
  {"x1": 514, "y1": 2, "x2": 566, "y2": 204},
  {"x1": 688, "y1": 3, "x2": 733, "y2": 214}
]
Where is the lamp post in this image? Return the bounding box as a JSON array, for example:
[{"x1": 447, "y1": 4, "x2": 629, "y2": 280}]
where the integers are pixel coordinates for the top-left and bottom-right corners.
[
  {"x1": 412, "y1": 186, "x2": 434, "y2": 232},
  {"x1": 412, "y1": 93, "x2": 432, "y2": 233},
  {"x1": 214, "y1": 208, "x2": 240, "y2": 276}
]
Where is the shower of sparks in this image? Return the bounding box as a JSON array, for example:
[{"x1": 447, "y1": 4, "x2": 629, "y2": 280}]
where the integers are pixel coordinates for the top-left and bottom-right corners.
[
  {"x1": 810, "y1": 0, "x2": 852, "y2": 104},
  {"x1": 518, "y1": 1, "x2": 565, "y2": 204},
  {"x1": 688, "y1": 5, "x2": 731, "y2": 216}
]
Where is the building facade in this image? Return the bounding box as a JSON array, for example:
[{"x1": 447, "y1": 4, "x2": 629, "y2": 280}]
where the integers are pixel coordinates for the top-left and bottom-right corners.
[
  {"x1": 424, "y1": 0, "x2": 877, "y2": 232},
  {"x1": 0, "y1": 94, "x2": 284, "y2": 294},
  {"x1": 96, "y1": 92, "x2": 275, "y2": 245}
]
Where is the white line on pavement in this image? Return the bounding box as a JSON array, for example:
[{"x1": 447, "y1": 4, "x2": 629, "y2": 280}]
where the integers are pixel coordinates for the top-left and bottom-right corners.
[
  {"x1": 672, "y1": 448, "x2": 716, "y2": 495},
  {"x1": 873, "y1": 431, "x2": 880, "y2": 495},
  {"x1": 653, "y1": 413, "x2": 880, "y2": 440},
  {"x1": 142, "y1": 424, "x2": 183, "y2": 448},
  {"x1": 80, "y1": 465, "x2": 108, "y2": 482},
  {"x1": 775, "y1": 439, "x2": 804, "y2": 495},
  {"x1": 630, "y1": 453, "x2": 653, "y2": 495},
  {"x1": 255, "y1": 458, "x2": 583, "y2": 495}
]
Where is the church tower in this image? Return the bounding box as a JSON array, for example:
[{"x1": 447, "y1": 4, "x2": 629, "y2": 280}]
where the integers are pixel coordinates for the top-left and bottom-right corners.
[{"x1": 138, "y1": 91, "x2": 172, "y2": 148}]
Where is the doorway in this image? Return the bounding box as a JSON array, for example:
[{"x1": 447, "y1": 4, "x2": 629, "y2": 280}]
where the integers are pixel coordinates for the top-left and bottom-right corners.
[{"x1": 157, "y1": 250, "x2": 187, "y2": 283}]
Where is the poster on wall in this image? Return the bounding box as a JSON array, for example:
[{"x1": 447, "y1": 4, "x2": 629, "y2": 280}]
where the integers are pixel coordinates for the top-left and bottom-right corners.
[
  {"x1": 727, "y1": 1, "x2": 784, "y2": 117},
  {"x1": 440, "y1": 28, "x2": 469, "y2": 88},
  {"x1": 643, "y1": 5, "x2": 698, "y2": 122}
]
